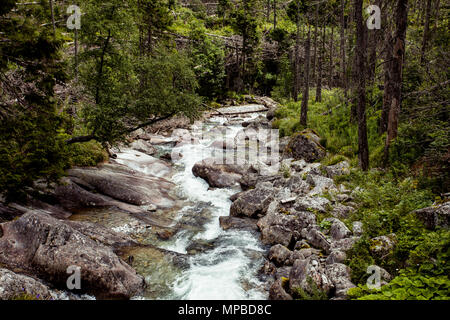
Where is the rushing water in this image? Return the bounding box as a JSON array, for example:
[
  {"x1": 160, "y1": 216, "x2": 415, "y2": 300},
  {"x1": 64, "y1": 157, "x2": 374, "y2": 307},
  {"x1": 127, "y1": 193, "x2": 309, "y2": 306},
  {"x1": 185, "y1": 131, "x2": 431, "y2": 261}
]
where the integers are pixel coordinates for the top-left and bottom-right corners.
[{"x1": 158, "y1": 114, "x2": 268, "y2": 300}]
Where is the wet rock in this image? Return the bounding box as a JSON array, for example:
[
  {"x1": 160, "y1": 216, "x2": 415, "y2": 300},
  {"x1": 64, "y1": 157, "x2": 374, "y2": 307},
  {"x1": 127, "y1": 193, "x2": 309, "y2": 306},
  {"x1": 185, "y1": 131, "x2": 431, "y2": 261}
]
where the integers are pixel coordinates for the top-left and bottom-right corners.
[
  {"x1": 414, "y1": 202, "x2": 450, "y2": 230},
  {"x1": 230, "y1": 185, "x2": 275, "y2": 218},
  {"x1": 68, "y1": 164, "x2": 175, "y2": 209},
  {"x1": 53, "y1": 179, "x2": 111, "y2": 211},
  {"x1": 0, "y1": 212, "x2": 145, "y2": 299},
  {"x1": 285, "y1": 129, "x2": 326, "y2": 163},
  {"x1": 289, "y1": 256, "x2": 333, "y2": 296},
  {"x1": 268, "y1": 244, "x2": 292, "y2": 267},
  {"x1": 186, "y1": 239, "x2": 216, "y2": 255},
  {"x1": 325, "y1": 263, "x2": 355, "y2": 299},
  {"x1": 129, "y1": 140, "x2": 156, "y2": 155},
  {"x1": 294, "y1": 196, "x2": 331, "y2": 214},
  {"x1": 192, "y1": 158, "x2": 245, "y2": 188},
  {"x1": 269, "y1": 278, "x2": 293, "y2": 300},
  {"x1": 219, "y1": 216, "x2": 259, "y2": 232},
  {"x1": 370, "y1": 234, "x2": 397, "y2": 258},
  {"x1": 0, "y1": 268, "x2": 55, "y2": 300},
  {"x1": 325, "y1": 161, "x2": 350, "y2": 178},
  {"x1": 324, "y1": 218, "x2": 352, "y2": 241}
]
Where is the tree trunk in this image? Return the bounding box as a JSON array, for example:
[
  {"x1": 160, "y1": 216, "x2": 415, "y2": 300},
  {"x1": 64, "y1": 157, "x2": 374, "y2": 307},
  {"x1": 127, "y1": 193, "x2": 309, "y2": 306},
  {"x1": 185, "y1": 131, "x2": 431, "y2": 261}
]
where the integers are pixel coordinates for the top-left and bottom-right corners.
[
  {"x1": 384, "y1": 0, "x2": 408, "y2": 165},
  {"x1": 380, "y1": 31, "x2": 393, "y2": 133},
  {"x1": 300, "y1": 25, "x2": 311, "y2": 127},
  {"x1": 329, "y1": 26, "x2": 334, "y2": 87},
  {"x1": 311, "y1": 4, "x2": 319, "y2": 84},
  {"x1": 340, "y1": 0, "x2": 348, "y2": 96},
  {"x1": 354, "y1": 0, "x2": 369, "y2": 171},
  {"x1": 273, "y1": 0, "x2": 277, "y2": 29},
  {"x1": 49, "y1": 0, "x2": 56, "y2": 36},
  {"x1": 420, "y1": 0, "x2": 432, "y2": 63},
  {"x1": 316, "y1": 26, "x2": 325, "y2": 102},
  {"x1": 293, "y1": 4, "x2": 301, "y2": 102}
]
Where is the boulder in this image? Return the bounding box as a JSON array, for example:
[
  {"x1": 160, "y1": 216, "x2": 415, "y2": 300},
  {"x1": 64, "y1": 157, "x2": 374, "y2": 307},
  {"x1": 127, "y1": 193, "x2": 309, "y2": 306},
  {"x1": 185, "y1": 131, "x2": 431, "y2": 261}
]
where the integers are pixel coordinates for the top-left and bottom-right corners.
[
  {"x1": 331, "y1": 204, "x2": 356, "y2": 219},
  {"x1": 330, "y1": 237, "x2": 360, "y2": 253},
  {"x1": 306, "y1": 174, "x2": 337, "y2": 196},
  {"x1": 370, "y1": 234, "x2": 397, "y2": 259},
  {"x1": 306, "y1": 228, "x2": 331, "y2": 253},
  {"x1": 192, "y1": 158, "x2": 244, "y2": 188},
  {"x1": 352, "y1": 221, "x2": 363, "y2": 236},
  {"x1": 0, "y1": 268, "x2": 55, "y2": 300},
  {"x1": 269, "y1": 278, "x2": 293, "y2": 300},
  {"x1": 325, "y1": 161, "x2": 350, "y2": 178},
  {"x1": 324, "y1": 218, "x2": 352, "y2": 241},
  {"x1": 129, "y1": 140, "x2": 156, "y2": 156},
  {"x1": 218, "y1": 216, "x2": 259, "y2": 232},
  {"x1": 325, "y1": 263, "x2": 355, "y2": 299},
  {"x1": 268, "y1": 244, "x2": 292, "y2": 267},
  {"x1": 68, "y1": 164, "x2": 175, "y2": 209},
  {"x1": 0, "y1": 212, "x2": 145, "y2": 299},
  {"x1": 325, "y1": 250, "x2": 347, "y2": 265},
  {"x1": 230, "y1": 185, "x2": 275, "y2": 218},
  {"x1": 285, "y1": 129, "x2": 326, "y2": 163},
  {"x1": 289, "y1": 256, "x2": 333, "y2": 296},
  {"x1": 294, "y1": 196, "x2": 331, "y2": 213},
  {"x1": 414, "y1": 202, "x2": 450, "y2": 230}
]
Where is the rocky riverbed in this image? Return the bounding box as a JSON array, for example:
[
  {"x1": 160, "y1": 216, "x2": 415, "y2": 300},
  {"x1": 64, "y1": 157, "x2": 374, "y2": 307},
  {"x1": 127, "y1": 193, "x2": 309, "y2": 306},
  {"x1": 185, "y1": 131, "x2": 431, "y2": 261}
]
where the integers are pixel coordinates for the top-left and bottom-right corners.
[{"x1": 1, "y1": 96, "x2": 446, "y2": 300}]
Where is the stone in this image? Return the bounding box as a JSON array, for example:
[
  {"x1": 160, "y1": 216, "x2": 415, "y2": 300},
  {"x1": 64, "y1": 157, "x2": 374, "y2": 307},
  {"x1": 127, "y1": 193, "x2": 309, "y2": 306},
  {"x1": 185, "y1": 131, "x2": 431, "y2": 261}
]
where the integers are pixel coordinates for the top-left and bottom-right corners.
[
  {"x1": 331, "y1": 204, "x2": 356, "y2": 219},
  {"x1": 306, "y1": 228, "x2": 331, "y2": 253},
  {"x1": 129, "y1": 139, "x2": 156, "y2": 155},
  {"x1": 285, "y1": 129, "x2": 326, "y2": 163},
  {"x1": 289, "y1": 256, "x2": 333, "y2": 296},
  {"x1": 414, "y1": 202, "x2": 450, "y2": 230},
  {"x1": 306, "y1": 174, "x2": 337, "y2": 196},
  {"x1": 192, "y1": 158, "x2": 245, "y2": 188},
  {"x1": 0, "y1": 268, "x2": 55, "y2": 300},
  {"x1": 268, "y1": 244, "x2": 292, "y2": 267},
  {"x1": 0, "y1": 212, "x2": 145, "y2": 299},
  {"x1": 370, "y1": 234, "x2": 397, "y2": 258},
  {"x1": 324, "y1": 218, "x2": 352, "y2": 240},
  {"x1": 330, "y1": 236, "x2": 360, "y2": 253},
  {"x1": 218, "y1": 216, "x2": 259, "y2": 232},
  {"x1": 325, "y1": 263, "x2": 355, "y2": 299},
  {"x1": 325, "y1": 161, "x2": 350, "y2": 178},
  {"x1": 230, "y1": 185, "x2": 275, "y2": 218},
  {"x1": 352, "y1": 221, "x2": 363, "y2": 236},
  {"x1": 294, "y1": 196, "x2": 331, "y2": 213},
  {"x1": 325, "y1": 250, "x2": 347, "y2": 265},
  {"x1": 269, "y1": 278, "x2": 293, "y2": 300}
]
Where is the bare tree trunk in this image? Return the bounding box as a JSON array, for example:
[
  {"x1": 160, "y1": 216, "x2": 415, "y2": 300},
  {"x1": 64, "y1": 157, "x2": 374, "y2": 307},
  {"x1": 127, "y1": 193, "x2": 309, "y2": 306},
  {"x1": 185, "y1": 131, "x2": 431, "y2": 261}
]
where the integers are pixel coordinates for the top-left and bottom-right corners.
[
  {"x1": 293, "y1": 3, "x2": 301, "y2": 102},
  {"x1": 340, "y1": 0, "x2": 348, "y2": 96},
  {"x1": 354, "y1": 0, "x2": 369, "y2": 171},
  {"x1": 380, "y1": 31, "x2": 393, "y2": 133},
  {"x1": 316, "y1": 26, "x2": 325, "y2": 102},
  {"x1": 384, "y1": 0, "x2": 408, "y2": 165},
  {"x1": 329, "y1": 26, "x2": 334, "y2": 87},
  {"x1": 300, "y1": 25, "x2": 311, "y2": 127},
  {"x1": 421, "y1": 0, "x2": 432, "y2": 63},
  {"x1": 49, "y1": 0, "x2": 56, "y2": 36},
  {"x1": 273, "y1": 0, "x2": 277, "y2": 29},
  {"x1": 312, "y1": 4, "x2": 319, "y2": 84}
]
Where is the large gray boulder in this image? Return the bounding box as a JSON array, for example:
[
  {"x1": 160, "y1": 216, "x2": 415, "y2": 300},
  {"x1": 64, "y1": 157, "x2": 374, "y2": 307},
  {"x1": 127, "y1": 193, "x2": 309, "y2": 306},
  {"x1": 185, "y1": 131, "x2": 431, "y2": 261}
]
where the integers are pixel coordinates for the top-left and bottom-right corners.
[
  {"x1": 268, "y1": 244, "x2": 292, "y2": 267},
  {"x1": 192, "y1": 158, "x2": 245, "y2": 188},
  {"x1": 284, "y1": 129, "x2": 326, "y2": 163},
  {"x1": 68, "y1": 164, "x2": 175, "y2": 209},
  {"x1": 0, "y1": 212, "x2": 145, "y2": 299},
  {"x1": 230, "y1": 185, "x2": 275, "y2": 218},
  {"x1": 325, "y1": 263, "x2": 355, "y2": 299},
  {"x1": 414, "y1": 202, "x2": 450, "y2": 230},
  {"x1": 289, "y1": 256, "x2": 333, "y2": 297}
]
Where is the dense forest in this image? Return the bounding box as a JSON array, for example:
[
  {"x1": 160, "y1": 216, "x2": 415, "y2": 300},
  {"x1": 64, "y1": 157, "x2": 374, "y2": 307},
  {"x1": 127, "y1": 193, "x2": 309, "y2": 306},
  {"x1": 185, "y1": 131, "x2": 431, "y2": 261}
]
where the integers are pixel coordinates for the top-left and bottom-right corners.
[{"x1": 0, "y1": 0, "x2": 449, "y2": 301}]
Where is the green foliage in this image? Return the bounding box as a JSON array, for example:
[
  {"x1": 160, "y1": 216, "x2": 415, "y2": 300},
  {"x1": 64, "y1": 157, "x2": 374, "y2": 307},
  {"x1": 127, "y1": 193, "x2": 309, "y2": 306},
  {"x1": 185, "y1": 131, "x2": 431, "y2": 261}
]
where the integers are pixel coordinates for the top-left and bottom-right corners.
[
  {"x1": 293, "y1": 277, "x2": 328, "y2": 300},
  {"x1": 348, "y1": 271, "x2": 450, "y2": 301},
  {"x1": 67, "y1": 141, "x2": 108, "y2": 167}
]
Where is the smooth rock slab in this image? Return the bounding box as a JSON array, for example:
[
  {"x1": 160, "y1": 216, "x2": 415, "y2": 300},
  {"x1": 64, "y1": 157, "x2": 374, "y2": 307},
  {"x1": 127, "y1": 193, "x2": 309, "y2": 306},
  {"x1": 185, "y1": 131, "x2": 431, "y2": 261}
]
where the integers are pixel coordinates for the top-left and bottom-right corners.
[{"x1": 0, "y1": 212, "x2": 145, "y2": 299}]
